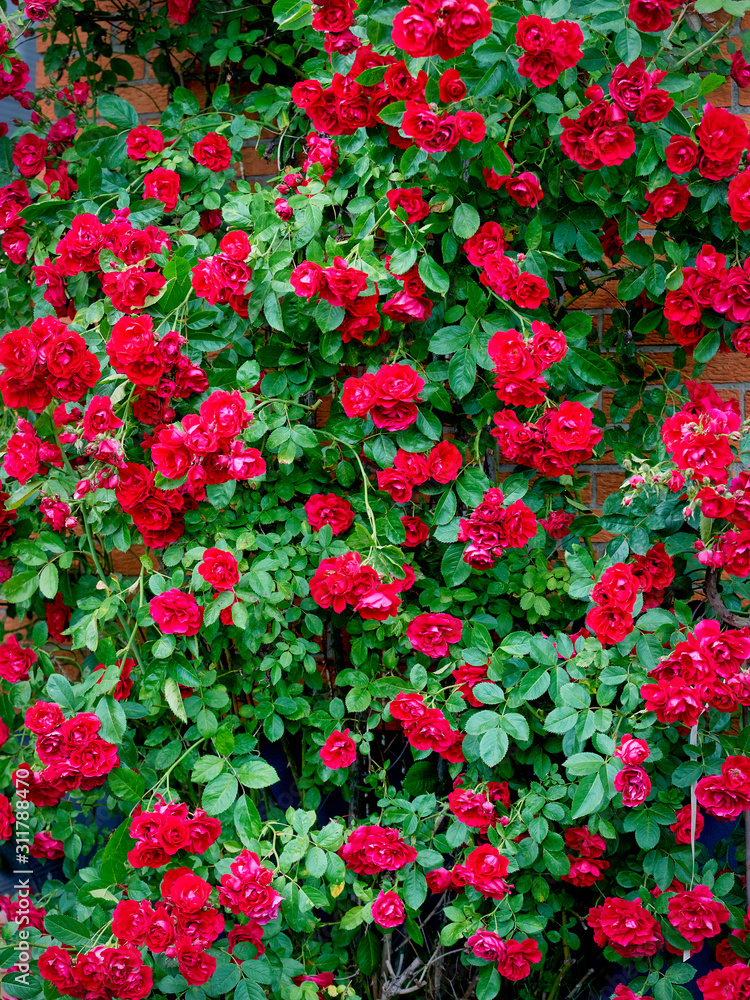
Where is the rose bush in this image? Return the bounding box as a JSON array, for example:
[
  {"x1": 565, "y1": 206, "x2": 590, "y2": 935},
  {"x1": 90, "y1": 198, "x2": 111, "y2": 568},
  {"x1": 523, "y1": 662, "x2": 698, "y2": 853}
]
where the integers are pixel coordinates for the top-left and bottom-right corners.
[{"x1": 1, "y1": 0, "x2": 750, "y2": 999}]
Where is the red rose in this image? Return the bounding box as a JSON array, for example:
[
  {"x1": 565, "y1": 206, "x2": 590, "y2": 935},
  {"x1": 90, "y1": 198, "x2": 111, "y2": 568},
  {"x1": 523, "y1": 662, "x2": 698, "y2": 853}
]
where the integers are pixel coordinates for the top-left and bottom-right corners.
[
  {"x1": 426, "y1": 868, "x2": 452, "y2": 892},
  {"x1": 193, "y1": 132, "x2": 232, "y2": 171},
  {"x1": 669, "y1": 803, "x2": 704, "y2": 844},
  {"x1": 305, "y1": 493, "x2": 355, "y2": 536},
  {"x1": 497, "y1": 171, "x2": 543, "y2": 208},
  {"x1": 12, "y1": 133, "x2": 47, "y2": 177},
  {"x1": 439, "y1": 68, "x2": 466, "y2": 102},
  {"x1": 198, "y1": 548, "x2": 239, "y2": 591},
  {"x1": 465, "y1": 844, "x2": 512, "y2": 899},
  {"x1": 614, "y1": 733, "x2": 649, "y2": 764},
  {"x1": 427, "y1": 441, "x2": 462, "y2": 483},
  {"x1": 586, "y1": 897, "x2": 663, "y2": 957},
  {"x1": 126, "y1": 125, "x2": 165, "y2": 160},
  {"x1": 697, "y1": 965, "x2": 750, "y2": 1000},
  {"x1": 112, "y1": 900, "x2": 152, "y2": 944},
  {"x1": 220, "y1": 230, "x2": 250, "y2": 260},
  {"x1": 106, "y1": 314, "x2": 164, "y2": 387},
  {"x1": 372, "y1": 890, "x2": 405, "y2": 928},
  {"x1": 613, "y1": 763, "x2": 651, "y2": 807},
  {"x1": 392, "y1": 4, "x2": 440, "y2": 56},
  {"x1": 668, "y1": 886, "x2": 729, "y2": 950},
  {"x1": 176, "y1": 940, "x2": 217, "y2": 985},
  {"x1": 728, "y1": 170, "x2": 750, "y2": 231},
  {"x1": 497, "y1": 939, "x2": 543, "y2": 981},
  {"x1": 150, "y1": 588, "x2": 204, "y2": 636},
  {"x1": 25, "y1": 700, "x2": 63, "y2": 734},
  {"x1": 510, "y1": 271, "x2": 548, "y2": 309},
  {"x1": 732, "y1": 51, "x2": 750, "y2": 88},
  {"x1": 628, "y1": 0, "x2": 679, "y2": 32},
  {"x1": 319, "y1": 729, "x2": 357, "y2": 769},
  {"x1": 144, "y1": 167, "x2": 180, "y2": 212},
  {"x1": 0, "y1": 634, "x2": 36, "y2": 682},
  {"x1": 455, "y1": 110, "x2": 486, "y2": 142},
  {"x1": 401, "y1": 515, "x2": 429, "y2": 546},
  {"x1": 338, "y1": 825, "x2": 417, "y2": 874},
  {"x1": 463, "y1": 221, "x2": 506, "y2": 266},
  {"x1": 404, "y1": 708, "x2": 455, "y2": 752},
  {"x1": 586, "y1": 605, "x2": 634, "y2": 646},
  {"x1": 643, "y1": 179, "x2": 690, "y2": 223},
  {"x1": 696, "y1": 104, "x2": 748, "y2": 171},
  {"x1": 389, "y1": 692, "x2": 427, "y2": 725},
  {"x1": 387, "y1": 186, "x2": 430, "y2": 223},
  {"x1": 406, "y1": 612, "x2": 462, "y2": 657},
  {"x1": 668, "y1": 135, "x2": 700, "y2": 176}
]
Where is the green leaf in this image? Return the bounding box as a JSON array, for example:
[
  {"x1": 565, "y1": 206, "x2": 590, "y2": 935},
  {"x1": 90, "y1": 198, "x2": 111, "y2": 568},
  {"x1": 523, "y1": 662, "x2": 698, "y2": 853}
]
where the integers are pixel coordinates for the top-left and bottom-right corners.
[
  {"x1": 164, "y1": 677, "x2": 188, "y2": 723},
  {"x1": 95, "y1": 695, "x2": 127, "y2": 744},
  {"x1": 206, "y1": 480, "x2": 238, "y2": 507},
  {"x1": 356, "y1": 933, "x2": 381, "y2": 976},
  {"x1": 97, "y1": 94, "x2": 139, "y2": 129},
  {"x1": 418, "y1": 255, "x2": 450, "y2": 294},
  {"x1": 453, "y1": 204, "x2": 480, "y2": 239},
  {"x1": 39, "y1": 562, "x2": 59, "y2": 600},
  {"x1": 402, "y1": 866, "x2": 427, "y2": 908},
  {"x1": 693, "y1": 329, "x2": 720, "y2": 363},
  {"x1": 108, "y1": 767, "x2": 145, "y2": 801},
  {"x1": 202, "y1": 773, "x2": 239, "y2": 815},
  {"x1": 315, "y1": 299, "x2": 345, "y2": 332},
  {"x1": 45, "y1": 914, "x2": 92, "y2": 950},
  {"x1": 234, "y1": 794, "x2": 262, "y2": 847},
  {"x1": 237, "y1": 758, "x2": 280, "y2": 788},
  {"x1": 101, "y1": 818, "x2": 136, "y2": 884},
  {"x1": 428, "y1": 325, "x2": 471, "y2": 354},
  {"x1": 2, "y1": 570, "x2": 39, "y2": 603},
  {"x1": 448, "y1": 349, "x2": 477, "y2": 398},
  {"x1": 614, "y1": 23, "x2": 641, "y2": 64}
]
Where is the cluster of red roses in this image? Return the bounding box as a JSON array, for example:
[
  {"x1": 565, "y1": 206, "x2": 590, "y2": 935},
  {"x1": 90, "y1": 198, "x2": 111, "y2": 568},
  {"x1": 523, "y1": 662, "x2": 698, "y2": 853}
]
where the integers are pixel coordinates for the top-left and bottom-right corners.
[
  {"x1": 39, "y1": 944, "x2": 152, "y2": 1000},
  {"x1": 583, "y1": 545, "x2": 674, "y2": 645},
  {"x1": 649, "y1": 104, "x2": 750, "y2": 223},
  {"x1": 112, "y1": 868, "x2": 224, "y2": 985},
  {"x1": 190, "y1": 231, "x2": 252, "y2": 317},
  {"x1": 696, "y1": 754, "x2": 750, "y2": 823},
  {"x1": 308, "y1": 0, "x2": 358, "y2": 53},
  {"x1": 585, "y1": 562, "x2": 639, "y2": 647},
  {"x1": 486, "y1": 322, "x2": 567, "y2": 407},
  {"x1": 376, "y1": 441, "x2": 462, "y2": 504},
  {"x1": 310, "y1": 551, "x2": 414, "y2": 621},
  {"x1": 630, "y1": 542, "x2": 675, "y2": 609},
  {"x1": 560, "y1": 97, "x2": 636, "y2": 173},
  {"x1": 0, "y1": 28, "x2": 30, "y2": 103},
  {"x1": 433, "y1": 844, "x2": 514, "y2": 901},
  {"x1": 587, "y1": 896, "x2": 663, "y2": 958},
  {"x1": 467, "y1": 931, "x2": 542, "y2": 982},
  {"x1": 4, "y1": 417, "x2": 63, "y2": 487},
  {"x1": 661, "y1": 382, "x2": 740, "y2": 487},
  {"x1": 34, "y1": 209, "x2": 171, "y2": 317},
  {"x1": 149, "y1": 389, "x2": 264, "y2": 486},
  {"x1": 448, "y1": 780, "x2": 510, "y2": 833},
  {"x1": 392, "y1": 0, "x2": 491, "y2": 60},
  {"x1": 339, "y1": 823, "x2": 417, "y2": 874},
  {"x1": 127, "y1": 795, "x2": 221, "y2": 869},
  {"x1": 389, "y1": 691, "x2": 464, "y2": 762},
  {"x1": 290, "y1": 257, "x2": 383, "y2": 345},
  {"x1": 106, "y1": 314, "x2": 208, "y2": 404},
  {"x1": 609, "y1": 58, "x2": 673, "y2": 127},
  {"x1": 0, "y1": 315, "x2": 100, "y2": 413},
  {"x1": 217, "y1": 849, "x2": 283, "y2": 938},
  {"x1": 560, "y1": 826, "x2": 609, "y2": 888},
  {"x1": 491, "y1": 400, "x2": 603, "y2": 479},
  {"x1": 458, "y1": 487, "x2": 537, "y2": 570},
  {"x1": 642, "y1": 620, "x2": 750, "y2": 731},
  {"x1": 341, "y1": 363, "x2": 424, "y2": 430},
  {"x1": 694, "y1": 469, "x2": 750, "y2": 578},
  {"x1": 514, "y1": 15, "x2": 583, "y2": 89},
  {"x1": 18, "y1": 704, "x2": 119, "y2": 807},
  {"x1": 463, "y1": 224, "x2": 549, "y2": 311},
  {"x1": 665, "y1": 244, "x2": 750, "y2": 352},
  {"x1": 612, "y1": 733, "x2": 651, "y2": 809}
]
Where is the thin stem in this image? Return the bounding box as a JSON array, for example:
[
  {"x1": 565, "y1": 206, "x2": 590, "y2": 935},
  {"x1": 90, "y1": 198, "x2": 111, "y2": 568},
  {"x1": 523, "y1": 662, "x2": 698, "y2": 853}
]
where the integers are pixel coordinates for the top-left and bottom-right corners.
[{"x1": 673, "y1": 19, "x2": 733, "y2": 69}]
